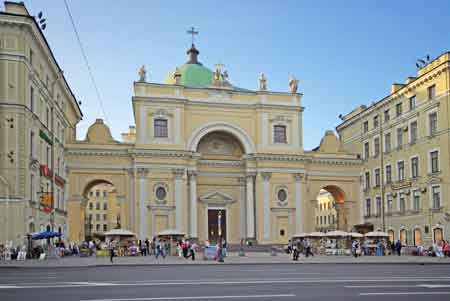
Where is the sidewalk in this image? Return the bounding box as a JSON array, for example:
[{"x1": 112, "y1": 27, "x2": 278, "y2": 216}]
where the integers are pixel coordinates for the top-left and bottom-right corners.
[{"x1": 1, "y1": 252, "x2": 450, "y2": 268}]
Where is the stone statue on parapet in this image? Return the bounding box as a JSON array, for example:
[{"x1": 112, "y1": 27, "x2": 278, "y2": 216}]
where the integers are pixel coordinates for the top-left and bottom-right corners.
[
  {"x1": 289, "y1": 74, "x2": 299, "y2": 93},
  {"x1": 259, "y1": 72, "x2": 267, "y2": 91},
  {"x1": 174, "y1": 67, "x2": 182, "y2": 85},
  {"x1": 138, "y1": 65, "x2": 147, "y2": 82}
]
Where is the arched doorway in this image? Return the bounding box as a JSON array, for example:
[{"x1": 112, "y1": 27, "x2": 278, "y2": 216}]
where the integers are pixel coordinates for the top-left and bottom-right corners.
[
  {"x1": 82, "y1": 180, "x2": 122, "y2": 241},
  {"x1": 194, "y1": 130, "x2": 246, "y2": 244},
  {"x1": 314, "y1": 185, "x2": 347, "y2": 231}
]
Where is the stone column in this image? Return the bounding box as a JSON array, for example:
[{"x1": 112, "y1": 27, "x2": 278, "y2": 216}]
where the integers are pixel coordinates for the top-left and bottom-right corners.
[
  {"x1": 293, "y1": 173, "x2": 304, "y2": 233},
  {"x1": 173, "y1": 169, "x2": 185, "y2": 231},
  {"x1": 128, "y1": 168, "x2": 135, "y2": 231},
  {"x1": 188, "y1": 171, "x2": 198, "y2": 238},
  {"x1": 359, "y1": 174, "x2": 365, "y2": 225},
  {"x1": 137, "y1": 168, "x2": 149, "y2": 240},
  {"x1": 246, "y1": 173, "x2": 256, "y2": 239},
  {"x1": 238, "y1": 177, "x2": 247, "y2": 239},
  {"x1": 261, "y1": 172, "x2": 272, "y2": 241}
]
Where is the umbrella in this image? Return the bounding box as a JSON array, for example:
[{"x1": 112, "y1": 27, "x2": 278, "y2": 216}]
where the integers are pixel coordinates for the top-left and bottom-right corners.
[
  {"x1": 348, "y1": 232, "x2": 363, "y2": 238},
  {"x1": 104, "y1": 229, "x2": 135, "y2": 236},
  {"x1": 365, "y1": 231, "x2": 389, "y2": 237},
  {"x1": 292, "y1": 232, "x2": 308, "y2": 238},
  {"x1": 325, "y1": 230, "x2": 348, "y2": 237},
  {"x1": 31, "y1": 230, "x2": 61, "y2": 240},
  {"x1": 307, "y1": 232, "x2": 325, "y2": 237}
]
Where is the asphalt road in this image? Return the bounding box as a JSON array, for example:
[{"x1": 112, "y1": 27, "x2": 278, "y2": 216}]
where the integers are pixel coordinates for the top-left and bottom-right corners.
[{"x1": 0, "y1": 264, "x2": 450, "y2": 300}]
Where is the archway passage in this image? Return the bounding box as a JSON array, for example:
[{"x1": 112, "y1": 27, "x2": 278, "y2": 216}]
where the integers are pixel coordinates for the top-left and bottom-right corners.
[
  {"x1": 314, "y1": 185, "x2": 348, "y2": 231},
  {"x1": 83, "y1": 181, "x2": 122, "y2": 241}
]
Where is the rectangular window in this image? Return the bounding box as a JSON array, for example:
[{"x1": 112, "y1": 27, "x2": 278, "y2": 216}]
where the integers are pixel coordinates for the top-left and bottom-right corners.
[
  {"x1": 384, "y1": 133, "x2": 391, "y2": 153},
  {"x1": 399, "y1": 193, "x2": 406, "y2": 213},
  {"x1": 432, "y1": 186, "x2": 441, "y2": 209},
  {"x1": 30, "y1": 86, "x2": 34, "y2": 112},
  {"x1": 30, "y1": 131, "x2": 34, "y2": 158},
  {"x1": 429, "y1": 112, "x2": 437, "y2": 136},
  {"x1": 96, "y1": 214, "x2": 100, "y2": 221},
  {"x1": 373, "y1": 115, "x2": 379, "y2": 128},
  {"x1": 30, "y1": 48, "x2": 33, "y2": 65},
  {"x1": 386, "y1": 165, "x2": 392, "y2": 184},
  {"x1": 411, "y1": 157, "x2": 419, "y2": 178},
  {"x1": 396, "y1": 103, "x2": 402, "y2": 117},
  {"x1": 363, "y1": 121, "x2": 369, "y2": 133},
  {"x1": 273, "y1": 125, "x2": 287, "y2": 143},
  {"x1": 374, "y1": 137, "x2": 380, "y2": 157},
  {"x1": 96, "y1": 203, "x2": 100, "y2": 210},
  {"x1": 365, "y1": 172, "x2": 370, "y2": 190},
  {"x1": 103, "y1": 203, "x2": 107, "y2": 210},
  {"x1": 397, "y1": 127, "x2": 403, "y2": 149},
  {"x1": 30, "y1": 174, "x2": 34, "y2": 202},
  {"x1": 413, "y1": 190, "x2": 420, "y2": 211},
  {"x1": 364, "y1": 142, "x2": 370, "y2": 159},
  {"x1": 103, "y1": 224, "x2": 107, "y2": 232},
  {"x1": 375, "y1": 168, "x2": 380, "y2": 187},
  {"x1": 387, "y1": 195, "x2": 393, "y2": 213},
  {"x1": 409, "y1": 95, "x2": 416, "y2": 111},
  {"x1": 320, "y1": 216, "x2": 323, "y2": 225},
  {"x1": 397, "y1": 161, "x2": 404, "y2": 181},
  {"x1": 103, "y1": 214, "x2": 107, "y2": 221},
  {"x1": 376, "y1": 196, "x2": 382, "y2": 217},
  {"x1": 430, "y1": 150, "x2": 439, "y2": 173},
  {"x1": 103, "y1": 191, "x2": 107, "y2": 197},
  {"x1": 384, "y1": 109, "x2": 390, "y2": 122},
  {"x1": 410, "y1": 121, "x2": 418, "y2": 143},
  {"x1": 154, "y1": 119, "x2": 168, "y2": 138},
  {"x1": 428, "y1": 84, "x2": 436, "y2": 100},
  {"x1": 365, "y1": 199, "x2": 371, "y2": 217}
]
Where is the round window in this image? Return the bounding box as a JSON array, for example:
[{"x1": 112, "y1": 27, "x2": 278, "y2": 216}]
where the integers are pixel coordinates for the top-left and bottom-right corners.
[
  {"x1": 277, "y1": 189, "x2": 287, "y2": 202},
  {"x1": 155, "y1": 186, "x2": 167, "y2": 200}
]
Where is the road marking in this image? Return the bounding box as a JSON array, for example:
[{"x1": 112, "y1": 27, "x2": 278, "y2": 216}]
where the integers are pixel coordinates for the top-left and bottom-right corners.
[
  {"x1": 345, "y1": 285, "x2": 419, "y2": 288},
  {"x1": 359, "y1": 292, "x2": 450, "y2": 296},
  {"x1": 418, "y1": 284, "x2": 450, "y2": 288},
  {"x1": 0, "y1": 285, "x2": 20, "y2": 289},
  {"x1": 80, "y1": 294, "x2": 296, "y2": 301},
  {"x1": 69, "y1": 282, "x2": 116, "y2": 286}
]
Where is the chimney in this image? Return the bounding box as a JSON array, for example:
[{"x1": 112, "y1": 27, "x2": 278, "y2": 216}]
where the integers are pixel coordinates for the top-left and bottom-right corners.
[
  {"x1": 391, "y1": 83, "x2": 405, "y2": 94},
  {"x1": 4, "y1": 1, "x2": 30, "y2": 16}
]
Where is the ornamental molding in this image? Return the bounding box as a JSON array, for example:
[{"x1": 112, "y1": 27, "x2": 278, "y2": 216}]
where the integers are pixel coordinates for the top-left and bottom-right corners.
[
  {"x1": 198, "y1": 159, "x2": 245, "y2": 168},
  {"x1": 269, "y1": 115, "x2": 292, "y2": 123},
  {"x1": 270, "y1": 207, "x2": 295, "y2": 213},
  {"x1": 149, "y1": 108, "x2": 173, "y2": 118},
  {"x1": 254, "y1": 153, "x2": 362, "y2": 166},
  {"x1": 199, "y1": 191, "x2": 235, "y2": 206},
  {"x1": 148, "y1": 204, "x2": 175, "y2": 211}
]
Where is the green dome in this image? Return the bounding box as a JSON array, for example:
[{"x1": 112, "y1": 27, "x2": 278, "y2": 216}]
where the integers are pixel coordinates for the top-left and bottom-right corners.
[{"x1": 164, "y1": 63, "x2": 213, "y2": 88}]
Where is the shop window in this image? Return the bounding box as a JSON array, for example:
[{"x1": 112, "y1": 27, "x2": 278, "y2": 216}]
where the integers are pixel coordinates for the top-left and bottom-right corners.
[
  {"x1": 400, "y1": 229, "x2": 407, "y2": 245},
  {"x1": 433, "y1": 227, "x2": 443, "y2": 243},
  {"x1": 414, "y1": 229, "x2": 422, "y2": 246}
]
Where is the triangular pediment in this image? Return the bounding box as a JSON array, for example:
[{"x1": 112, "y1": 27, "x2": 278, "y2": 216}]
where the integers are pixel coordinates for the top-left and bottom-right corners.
[{"x1": 199, "y1": 191, "x2": 235, "y2": 205}]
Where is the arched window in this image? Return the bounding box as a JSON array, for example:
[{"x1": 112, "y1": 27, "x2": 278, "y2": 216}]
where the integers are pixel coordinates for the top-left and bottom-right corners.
[
  {"x1": 400, "y1": 229, "x2": 407, "y2": 245},
  {"x1": 433, "y1": 227, "x2": 443, "y2": 243},
  {"x1": 413, "y1": 228, "x2": 422, "y2": 246},
  {"x1": 388, "y1": 230, "x2": 395, "y2": 243}
]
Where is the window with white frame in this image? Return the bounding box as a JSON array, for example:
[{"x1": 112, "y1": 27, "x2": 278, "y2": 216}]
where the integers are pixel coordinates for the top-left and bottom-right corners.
[
  {"x1": 154, "y1": 119, "x2": 168, "y2": 138},
  {"x1": 396, "y1": 103, "x2": 402, "y2": 117},
  {"x1": 410, "y1": 121, "x2": 418, "y2": 143},
  {"x1": 384, "y1": 133, "x2": 391, "y2": 152},
  {"x1": 387, "y1": 195, "x2": 393, "y2": 213},
  {"x1": 384, "y1": 109, "x2": 390, "y2": 122},
  {"x1": 365, "y1": 198, "x2": 371, "y2": 217},
  {"x1": 409, "y1": 95, "x2": 416, "y2": 111},
  {"x1": 431, "y1": 185, "x2": 441, "y2": 209},
  {"x1": 396, "y1": 127, "x2": 403, "y2": 148},
  {"x1": 411, "y1": 157, "x2": 419, "y2": 178},
  {"x1": 413, "y1": 190, "x2": 420, "y2": 211},
  {"x1": 397, "y1": 161, "x2": 405, "y2": 181},
  {"x1": 363, "y1": 121, "x2": 369, "y2": 133},
  {"x1": 430, "y1": 150, "x2": 439, "y2": 173},
  {"x1": 373, "y1": 115, "x2": 379, "y2": 128},
  {"x1": 429, "y1": 112, "x2": 437, "y2": 136},
  {"x1": 374, "y1": 137, "x2": 380, "y2": 157},
  {"x1": 385, "y1": 165, "x2": 392, "y2": 183},
  {"x1": 273, "y1": 125, "x2": 287, "y2": 143},
  {"x1": 364, "y1": 142, "x2": 370, "y2": 159},
  {"x1": 428, "y1": 84, "x2": 436, "y2": 100},
  {"x1": 399, "y1": 193, "x2": 406, "y2": 213},
  {"x1": 30, "y1": 86, "x2": 34, "y2": 113},
  {"x1": 375, "y1": 168, "x2": 380, "y2": 187},
  {"x1": 376, "y1": 196, "x2": 381, "y2": 217},
  {"x1": 365, "y1": 171, "x2": 370, "y2": 190}
]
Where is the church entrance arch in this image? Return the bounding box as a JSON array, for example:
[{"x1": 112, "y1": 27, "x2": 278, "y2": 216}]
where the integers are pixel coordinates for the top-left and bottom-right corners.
[{"x1": 313, "y1": 185, "x2": 349, "y2": 232}]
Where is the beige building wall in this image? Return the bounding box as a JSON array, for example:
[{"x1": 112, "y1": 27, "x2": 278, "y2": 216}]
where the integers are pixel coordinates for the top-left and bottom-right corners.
[
  {"x1": 0, "y1": 2, "x2": 82, "y2": 245},
  {"x1": 337, "y1": 52, "x2": 450, "y2": 246}
]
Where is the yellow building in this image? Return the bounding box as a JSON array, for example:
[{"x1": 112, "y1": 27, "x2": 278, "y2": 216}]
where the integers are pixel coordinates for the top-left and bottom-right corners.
[
  {"x1": 337, "y1": 52, "x2": 450, "y2": 246},
  {"x1": 66, "y1": 40, "x2": 363, "y2": 245},
  {"x1": 315, "y1": 190, "x2": 337, "y2": 232},
  {"x1": 0, "y1": 2, "x2": 82, "y2": 245}
]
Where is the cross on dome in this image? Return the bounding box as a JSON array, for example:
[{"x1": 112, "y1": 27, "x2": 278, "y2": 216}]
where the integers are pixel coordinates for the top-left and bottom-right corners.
[{"x1": 186, "y1": 26, "x2": 199, "y2": 45}]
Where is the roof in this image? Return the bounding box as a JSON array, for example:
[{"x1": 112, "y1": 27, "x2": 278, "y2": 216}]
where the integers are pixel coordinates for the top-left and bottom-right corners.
[{"x1": 164, "y1": 63, "x2": 213, "y2": 88}]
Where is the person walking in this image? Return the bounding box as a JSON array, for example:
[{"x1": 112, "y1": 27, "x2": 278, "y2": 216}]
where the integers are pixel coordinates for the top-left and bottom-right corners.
[
  {"x1": 145, "y1": 238, "x2": 150, "y2": 256},
  {"x1": 352, "y1": 240, "x2": 359, "y2": 258},
  {"x1": 108, "y1": 240, "x2": 115, "y2": 263},
  {"x1": 190, "y1": 240, "x2": 198, "y2": 261},
  {"x1": 395, "y1": 240, "x2": 402, "y2": 256}
]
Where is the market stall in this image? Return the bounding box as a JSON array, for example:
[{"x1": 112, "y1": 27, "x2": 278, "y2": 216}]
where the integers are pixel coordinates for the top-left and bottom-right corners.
[
  {"x1": 157, "y1": 229, "x2": 185, "y2": 256},
  {"x1": 31, "y1": 230, "x2": 62, "y2": 259},
  {"x1": 324, "y1": 231, "x2": 349, "y2": 255},
  {"x1": 306, "y1": 232, "x2": 325, "y2": 255},
  {"x1": 104, "y1": 229, "x2": 136, "y2": 256},
  {"x1": 364, "y1": 231, "x2": 389, "y2": 256}
]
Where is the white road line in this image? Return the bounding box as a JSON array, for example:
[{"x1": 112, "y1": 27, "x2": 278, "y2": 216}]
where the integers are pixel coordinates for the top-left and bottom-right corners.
[
  {"x1": 0, "y1": 286, "x2": 20, "y2": 289},
  {"x1": 359, "y1": 292, "x2": 450, "y2": 296},
  {"x1": 80, "y1": 294, "x2": 296, "y2": 301},
  {"x1": 345, "y1": 285, "x2": 420, "y2": 288},
  {"x1": 418, "y1": 284, "x2": 450, "y2": 288}
]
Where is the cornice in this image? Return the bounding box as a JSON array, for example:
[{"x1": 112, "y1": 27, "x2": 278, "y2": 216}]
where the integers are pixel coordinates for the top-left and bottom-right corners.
[{"x1": 254, "y1": 153, "x2": 362, "y2": 166}]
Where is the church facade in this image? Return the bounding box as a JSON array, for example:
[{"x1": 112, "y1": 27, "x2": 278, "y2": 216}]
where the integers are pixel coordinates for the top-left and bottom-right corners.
[{"x1": 66, "y1": 44, "x2": 363, "y2": 245}]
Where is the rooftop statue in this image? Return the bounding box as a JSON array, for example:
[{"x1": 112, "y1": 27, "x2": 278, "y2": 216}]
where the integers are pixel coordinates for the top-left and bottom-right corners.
[
  {"x1": 289, "y1": 75, "x2": 299, "y2": 93},
  {"x1": 138, "y1": 65, "x2": 147, "y2": 82},
  {"x1": 259, "y1": 73, "x2": 267, "y2": 91}
]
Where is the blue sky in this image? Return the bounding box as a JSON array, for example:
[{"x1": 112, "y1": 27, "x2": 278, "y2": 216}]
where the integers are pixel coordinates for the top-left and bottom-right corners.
[{"x1": 14, "y1": 1, "x2": 450, "y2": 149}]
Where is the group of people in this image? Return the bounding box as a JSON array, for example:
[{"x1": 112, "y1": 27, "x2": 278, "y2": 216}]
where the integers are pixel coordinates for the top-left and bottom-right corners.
[
  {"x1": 288, "y1": 239, "x2": 314, "y2": 261},
  {"x1": 177, "y1": 239, "x2": 199, "y2": 260}
]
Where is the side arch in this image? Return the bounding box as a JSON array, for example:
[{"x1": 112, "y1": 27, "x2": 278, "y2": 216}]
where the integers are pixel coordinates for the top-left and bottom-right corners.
[{"x1": 187, "y1": 122, "x2": 256, "y2": 154}]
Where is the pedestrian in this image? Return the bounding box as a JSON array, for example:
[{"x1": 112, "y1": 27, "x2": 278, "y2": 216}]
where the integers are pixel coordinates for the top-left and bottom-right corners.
[
  {"x1": 181, "y1": 239, "x2": 188, "y2": 258},
  {"x1": 304, "y1": 239, "x2": 313, "y2": 257},
  {"x1": 287, "y1": 240, "x2": 293, "y2": 254},
  {"x1": 443, "y1": 240, "x2": 450, "y2": 257},
  {"x1": 108, "y1": 240, "x2": 115, "y2": 263},
  {"x1": 352, "y1": 240, "x2": 359, "y2": 258},
  {"x1": 395, "y1": 240, "x2": 402, "y2": 256},
  {"x1": 222, "y1": 239, "x2": 227, "y2": 257},
  {"x1": 292, "y1": 242, "x2": 299, "y2": 261},
  {"x1": 145, "y1": 238, "x2": 150, "y2": 256},
  {"x1": 190, "y1": 240, "x2": 198, "y2": 261}
]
